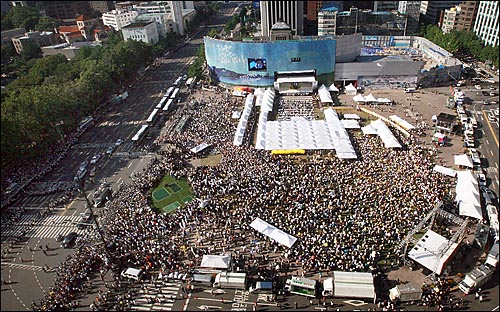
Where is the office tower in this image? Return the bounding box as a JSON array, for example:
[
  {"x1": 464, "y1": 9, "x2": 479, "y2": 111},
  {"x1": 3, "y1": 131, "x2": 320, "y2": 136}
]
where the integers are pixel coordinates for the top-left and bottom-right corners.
[
  {"x1": 260, "y1": 1, "x2": 303, "y2": 37},
  {"x1": 420, "y1": 1, "x2": 461, "y2": 26},
  {"x1": 473, "y1": 1, "x2": 498, "y2": 47},
  {"x1": 398, "y1": 1, "x2": 420, "y2": 34}
]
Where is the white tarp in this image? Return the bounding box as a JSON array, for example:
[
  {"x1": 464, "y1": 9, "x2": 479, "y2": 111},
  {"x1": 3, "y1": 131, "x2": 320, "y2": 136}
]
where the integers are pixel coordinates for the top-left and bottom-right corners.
[
  {"x1": 454, "y1": 154, "x2": 473, "y2": 168},
  {"x1": 433, "y1": 165, "x2": 457, "y2": 177},
  {"x1": 329, "y1": 84, "x2": 339, "y2": 92},
  {"x1": 353, "y1": 94, "x2": 366, "y2": 102},
  {"x1": 261, "y1": 88, "x2": 275, "y2": 112},
  {"x1": 345, "y1": 83, "x2": 357, "y2": 95},
  {"x1": 408, "y1": 230, "x2": 459, "y2": 275},
  {"x1": 344, "y1": 114, "x2": 360, "y2": 120},
  {"x1": 190, "y1": 142, "x2": 211, "y2": 154},
  {"x1": 200, "y1": 255, "x2": 231, "y2": 269},
  {"x1": 341, "y1": 119, "x2": 360, "y2": 129},
  {"x1": 361, "y1": 124, "x2": 378, "y2": 135},
  {"x1": 367, "y1": 119, "x2": 402, "y2": 148},
  {"x1": 389, "y1": 115, "x2": 416, "y2": 131},
  {"x1": 318, "y1": 84, "x2": 333, "y2": 103},
  {"x1": 455, "y1": 170, "x2": 482, "y2": 220},
  {"x1": 250, "y1": 217, "x2": 297, "y2": 248}
]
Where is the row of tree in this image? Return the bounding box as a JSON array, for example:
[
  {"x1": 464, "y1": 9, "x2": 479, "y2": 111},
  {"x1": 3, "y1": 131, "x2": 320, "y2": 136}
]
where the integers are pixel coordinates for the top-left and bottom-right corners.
[
  {"x1": 420, "y1": 25, "x2": 499, "y2": 68},
  {"x1": 1, "y1": 38, "x2": 153, "y2": 167}
]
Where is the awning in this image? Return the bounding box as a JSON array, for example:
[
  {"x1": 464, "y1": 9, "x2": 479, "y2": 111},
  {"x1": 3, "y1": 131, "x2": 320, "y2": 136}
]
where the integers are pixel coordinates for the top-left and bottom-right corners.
[
  {"x1": 329, "y1": 84, "x2": 339, "y2": 92},
  {"x1": 250, "y1": 217, "x2": 297, "y2": 248},
  {"x1": 200, "y1": 255, "x2": 231, "y2": 269}
]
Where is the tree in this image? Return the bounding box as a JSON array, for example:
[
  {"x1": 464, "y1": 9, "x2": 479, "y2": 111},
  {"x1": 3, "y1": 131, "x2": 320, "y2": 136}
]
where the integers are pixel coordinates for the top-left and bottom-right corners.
[
  {"x1": 4, "y1": 6, "x2": 40, "y2": 31},
  {"x1": 35, "y1": 15, "x2": 61, "y2": 32}
]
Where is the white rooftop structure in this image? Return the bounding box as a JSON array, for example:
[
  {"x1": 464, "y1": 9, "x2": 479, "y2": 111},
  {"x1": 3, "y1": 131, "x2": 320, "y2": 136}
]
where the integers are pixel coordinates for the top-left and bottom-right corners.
[
  {"x1": 455, "y1": 170, "x2": 482, "y2": 220},
  {"x1": 341, "y1": 119, "x2": 361, "y2": 129},
  {"x1": 362, "y1": 119, "x2": 402, "y2": 148},
  {"x1": 318, "y1": 84, "x2": 333, "y2": 103},
  {"x1": 408, "y1": 229, "x2": 460, "y2": 275},
  {"x1": 250, "y1": 217, "x2": 297, "y2": 248},
  {"x1": 200, "y1": 255, "x2": 231, "y2": 269},
  {"x1": 389, "y1": 115, "x2": 416, "y2": 131},
  {"x1": 454, "y1": 154, "x2": 473, "y2": 168},
  {"x1": 233, "y1": 94, "x2": 254, "y2": 146},
  {"x1": 433, "y1": 165, "x2": 457, "y2": 177}
]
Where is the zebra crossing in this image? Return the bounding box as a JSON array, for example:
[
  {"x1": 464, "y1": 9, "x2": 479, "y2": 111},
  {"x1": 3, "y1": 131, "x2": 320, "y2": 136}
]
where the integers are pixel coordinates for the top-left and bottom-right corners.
[
  {"x1": 1, "y1": 262, "x2": 44, "y2": 272},
  {"x1": 130, "y1": 281, "x2": 181, "y2": 311},
  {"x1": 2, "y1": 215, "x2": 98, "y2": 239}
]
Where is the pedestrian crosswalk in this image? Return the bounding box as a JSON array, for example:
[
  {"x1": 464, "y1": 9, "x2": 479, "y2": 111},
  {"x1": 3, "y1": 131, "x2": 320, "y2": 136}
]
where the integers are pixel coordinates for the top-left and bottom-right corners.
[
  {"x1": 130, "y1": 281, "x2": 181, "y2": 311},
  {"x1": 2, "y1": 214, "x2": 97, "y2": 239},
  {"x1": 1, "y1": 262, "x2": 44, "y2": 272}
]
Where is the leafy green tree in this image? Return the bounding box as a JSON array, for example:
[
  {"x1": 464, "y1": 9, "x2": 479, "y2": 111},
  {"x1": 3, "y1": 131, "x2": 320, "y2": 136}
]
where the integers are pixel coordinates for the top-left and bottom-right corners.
[
  {"x1": 4, "y1": 6, "x2": 40, "y2": 31},
  {"x1": 19, "y1": 41, "x2": 42, "y2": 61},
  {"x1": 35, "y1": 15, "x2": 61, "y2": 31}
]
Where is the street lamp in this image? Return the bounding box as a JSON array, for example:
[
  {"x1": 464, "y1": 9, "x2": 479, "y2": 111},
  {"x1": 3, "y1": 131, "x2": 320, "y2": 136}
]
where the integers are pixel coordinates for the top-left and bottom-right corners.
[{"x1": 75, "y1": 177, "x2": 112, "y2": 260}]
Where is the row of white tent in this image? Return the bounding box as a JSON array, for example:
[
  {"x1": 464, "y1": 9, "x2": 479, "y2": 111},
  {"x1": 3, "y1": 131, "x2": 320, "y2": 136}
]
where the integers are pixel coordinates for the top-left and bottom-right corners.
[
  {"x1": 318, "y1": 84, "x2": 333, "y2": 103},
  {"x1": 353, "y1": 93, "x2": 392, "y2": 104},
  {"x1": 233, "y1": 94, "x2": 254, "y2": 146},
  {"x1": 361, "y1": 119, "x2": 402, "y2": 148},
  {"x1": 255, "y1": 88, "x2": 275, "y2": 112}
]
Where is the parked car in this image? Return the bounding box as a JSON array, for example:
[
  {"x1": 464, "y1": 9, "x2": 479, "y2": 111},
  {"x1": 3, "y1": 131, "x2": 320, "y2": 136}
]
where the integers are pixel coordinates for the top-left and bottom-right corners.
[
  {"x1": 61, "y1": 232, "x2": 78, "y2": 248},
  {"x1": 89, "y1": 167, "x2": 97, "y2": 177},
  {"x1": 469, "y1": 148, "x2": 481, "y2": 164},
  {"x1": 475, "y1": 84, "x2": 482, "y2": 89},
  {"x1": 106, "y1": 145, "x2": 115, "y2": 155},
  {"x1": 115, "y1": 138, "x2": 124, "y2": 146},
  {"x1": 79, "y1": 160, "x2": 89, "y2": 171},
  {"x1": 480, "y1": 186, "x2": 496, "y2": 203},
  {"x1": 482, "y1": 91, "x2": 490, "y2": 96}
]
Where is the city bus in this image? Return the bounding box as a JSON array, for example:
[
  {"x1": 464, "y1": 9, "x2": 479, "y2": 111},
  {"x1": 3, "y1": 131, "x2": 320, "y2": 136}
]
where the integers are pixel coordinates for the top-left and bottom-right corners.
[
  {"x1": 163, "y1": 98, "x2": 174, "y2": 113},
  {"x1": 131, "y1": 125, "x2": 149, "y2": 146},
  {"x1": 146, "y1": 109, "x2": 160, "y2": 124},
  {"x1": 170, "y1": 88, "x2": 180, "y2": 101},
  {"x1": 78, "y1": 116, "x2": 94, "y2": 131},
  {"x1": 156, "y1": 96, "x2": 168, "y2": 110},
  {"x1": 164, "y1": 86, "x2": 174, "y2": 98}
]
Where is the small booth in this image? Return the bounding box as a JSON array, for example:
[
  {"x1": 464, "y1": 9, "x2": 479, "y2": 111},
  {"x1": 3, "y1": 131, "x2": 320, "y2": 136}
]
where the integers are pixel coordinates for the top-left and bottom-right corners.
[{"x1": 432, "y1": 132, "x2": 447, "y2": 146}]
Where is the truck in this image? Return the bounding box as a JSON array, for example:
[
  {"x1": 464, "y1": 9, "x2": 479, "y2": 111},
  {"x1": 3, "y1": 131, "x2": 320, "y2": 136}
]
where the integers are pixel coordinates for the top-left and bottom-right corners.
[
  {"x1": 213, "y1": 272, "x2": 246, "y2": 289},
  {"x1": 389, "y1": 283, "x2": 423, "y2": 302},
  {"x1": 284, "y1": 276, "x2": 317, "y2": 298},
  {"x1": 458, "y1": 264, "x2": 495, "y2": 294}
]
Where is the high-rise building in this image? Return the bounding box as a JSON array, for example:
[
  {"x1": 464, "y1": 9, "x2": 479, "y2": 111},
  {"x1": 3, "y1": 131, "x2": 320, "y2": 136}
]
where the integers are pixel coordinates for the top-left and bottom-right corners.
[
  {"x1": 441, "y1": 5, "x2": 460, "y2": 34},
  {"x1": 40, "y1": 1, "x2": 93, "y2": 20},
  {"x1": 317, "y1": 5, "x2": 338, "y2": 36},
  {"x1": 102, "y1": 9, "x2": 139, "y2": 31},
  {"x1": 373, "y1": 1, "x2": 398, "y2": 12},
  {"x1": 455, "y1": 1, "x2": 478, "y2": 32},
  {"x1": 473, "y1": 1, "x2": 498, "y2": 47},
  {"x1": 398, "y1": 1, "x2": 420, "y2": 35},
  {"x1": 419, "y1": 1, "x2": 461, "y2": 26},
  {"x1": 260, "y1": 1, "x2": 303, "y2": 38},
  {"x1": 90, "y1": 1, "x2": 115, "y2": 14}
]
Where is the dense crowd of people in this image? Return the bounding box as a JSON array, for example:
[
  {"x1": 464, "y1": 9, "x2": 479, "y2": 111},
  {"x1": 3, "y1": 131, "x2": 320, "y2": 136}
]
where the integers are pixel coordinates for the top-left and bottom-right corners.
[{"x1": 33, "y1": 85, "x2": 458, "y2": 310}]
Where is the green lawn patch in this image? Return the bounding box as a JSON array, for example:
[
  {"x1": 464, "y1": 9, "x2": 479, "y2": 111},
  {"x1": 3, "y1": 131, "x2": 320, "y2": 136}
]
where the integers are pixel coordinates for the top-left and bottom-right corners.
[{"x1": 151, "y1": 175, "x2": 194, "y2": 213}]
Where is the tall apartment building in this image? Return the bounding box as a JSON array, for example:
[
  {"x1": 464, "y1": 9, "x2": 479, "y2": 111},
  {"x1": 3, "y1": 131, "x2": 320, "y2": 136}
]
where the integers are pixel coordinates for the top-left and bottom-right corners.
[
  {"x1": 473, "y1": 1, "x2": 498, "y2": 47},
  {"x1": 260, "y1": 1, "x2": 303, "y2": 38},
  {"x1": 455, "y1": 1, "x2": 478, "y2": 32},
  {"x1": 133, "y1": 1, "x2": 184, "y2": 35},
  {"x1": 441, "y1": 5, "x2": 460, "y2": 34},
  {"x1": 373, "y1": 1, "x2": 398, "y2": 12},
  {"x1": 90, "y1": 1, "x2": 115, "y2": 14},
  {"x1": 420, "y1": 1, "x2": 461, "y2": 26},
  {"x1": 40, "y1": 1, "x2": 93, "y2": 19},
  {"x1": 317, "y1": 5, "x2": 338, "y2": 36},
  {"x1": 102, "y1": 9, "x2": 139, "y2": 31},
  {"x1": 398, "y1": 1, "x2": 420, "y2": 35}
]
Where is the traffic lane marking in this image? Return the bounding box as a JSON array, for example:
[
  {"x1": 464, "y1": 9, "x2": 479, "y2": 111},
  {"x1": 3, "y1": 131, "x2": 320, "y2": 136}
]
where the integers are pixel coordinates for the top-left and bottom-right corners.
[{"x1": 482, "y1": 110, "x2": 499, "y2": 147}]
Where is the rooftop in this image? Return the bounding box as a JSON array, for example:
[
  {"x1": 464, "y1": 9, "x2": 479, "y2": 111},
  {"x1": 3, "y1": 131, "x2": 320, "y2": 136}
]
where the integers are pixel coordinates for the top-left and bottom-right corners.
[{"x1": 122, "y1": 21, "x2": 154, "y2": 28}]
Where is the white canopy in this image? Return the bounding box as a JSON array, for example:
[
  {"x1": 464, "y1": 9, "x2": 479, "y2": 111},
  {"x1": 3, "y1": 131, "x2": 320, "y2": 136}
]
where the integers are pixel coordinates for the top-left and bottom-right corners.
[
  {"x1": 250, "y1": 217, "x2": 297, "y2": 248},
  {"x1": 361, "y1": 124, "x2": 378, "y2": 135},
  {"x1": 344, "y1": 114, "x2": 360, "y2": 120},
  {"x1": 333, "y1": 271, "x2": 375, "y2": 299},
  {"x1": 366, "y1": 119, "x2": 402, "y2": 148},
  {"x1": 345, "y1": 83, "x2": 357, "y2": 95},
  {"x1": 329, "y1": 84, "x2": 339, "y2": 92},
  {"x1": 408, "y1": 230, "x2": 459, "y2": 275},
  {"x1": 455, "y1": 170, "x2": 482, "y2": 219},
  {"x1": 200, "y1": 255, "x2": 231, "y2": 269},
  {"x1": 433, "y1": 132, "x2": 446, "y2": 139},
  {"x1": 341, "y1": 119, "x2": 360, "y2": 129},
  {"x1": 433, "y1": 165, "x2": 457, "y2": 177},
  {"x1": 190, "y1": 142, "x2": 211, "y2": 154},
  {"x1": 318, "y1": 84, "x2": 333, "y2": 103},
  {"x1": 454, "y1": 154, "x2": 473, "y2": 168},
  {"x1": 377, "y1": 98, "x2": 392, "y2": 104},
  {"x1": 233, "y1": 94, "x2": 255, "y2": 146},
  {"x1": 231, "y1": 111, "x2": 241, "y2": 119},
  {"x1": 364, "y1": 93, "x2": 378, "y2": 103},
  {"x1": 353, "y1": 94, "x2": 366, "y2": 102},
  {"x1": 254, "y1": 87, "x2": 265, "y2": 96},
  {"x1": 389, "y1": 115, "x2": 416, "y2": 131}
]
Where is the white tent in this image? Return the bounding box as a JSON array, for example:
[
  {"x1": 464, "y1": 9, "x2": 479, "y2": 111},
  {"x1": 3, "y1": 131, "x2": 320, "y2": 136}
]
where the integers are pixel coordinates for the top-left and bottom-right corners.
[
  {"x1": 200, "y1": 255, "x2": 231, "y2": 269},
  {"x1": 190, "y1": 143, "x2": 211, "y2": 154},
  {"x1": 344, "y1": 114, "x2": 360, "y2": 120},
  {"x1": 433, "y1": 165, "x2": 457, "y2": 177},
  {"x1": 353, "y1": 94, "x2": 366, "y2": 103},
  {"x1": 345, "y1": 83, "x2": 357, "y2": 95},
  {"x1": 254, "y1": 87, "x2": 265, "y2": 96},
  {"x1": 250, "y1": 217, "x2": 297, "y2": 248},
  {"x1": 454, "y1": 154, "x2": 473, "y2": 168},
  {"x1": 361, "y1": 124, "x2": 378, "y2": 135},
  {"x1": 455, "y1": 170, "x2": 482, "y2": 219},
  {"x1": 333, "y1": 271, "x2": 375, "y2": 299},
  {"x1": 329, "y1": 84, "x2": 339, "y2": 92},
  {"x1": 318, "y1": 84, "x2": 333, "y2": 103},
  {"x1": 433, "y1": 132, "x2": 446, "y2": 139},
  {"x1": 368, "y1": 119, "x2": 402, "y2": 148},
  {"x1": 377, "y1": 98, "x2": 392, "y2": 104},
  {"x1": 341, "y1": 119, "x2": 360, "y2": 129},
  {"x1": 408, "y1": 230, "x2": 459, "y2": 275},
  {"x1": 364, "y1": 93, "x2": 378, "y2": 103},
  {"x1": 231, "y1": 111, "x2": 241, "y2": 119},
  {"x1": 389, "y1": 115, "x2": 416, "y2": 131}
]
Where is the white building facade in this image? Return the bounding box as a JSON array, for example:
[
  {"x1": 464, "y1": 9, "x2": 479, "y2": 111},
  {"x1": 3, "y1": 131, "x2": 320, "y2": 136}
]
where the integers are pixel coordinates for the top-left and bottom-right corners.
[
  {"x1": 102, "y1": 10, "x2": 139, "y2": 31},
  {"x1": 318, "y1": 10, "x2": 338, "y2": 36},
  {"x1": 441, "y1": 6, "x2": 460, "y2": 34},
  {"x1": 473, "y1": 1, "x2": 499, "y2": 47},
  {"x1": 260, "y1": 1, "x2": 303, "y2": 38},
  {"x1": 121, "y1": 21, "x2": 159, "y2": 44}
]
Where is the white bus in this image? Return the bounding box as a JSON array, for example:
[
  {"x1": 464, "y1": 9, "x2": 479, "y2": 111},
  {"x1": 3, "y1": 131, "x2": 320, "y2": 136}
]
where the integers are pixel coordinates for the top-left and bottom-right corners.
[
  {"x1": 164, "y1": 86, "x2": 174, "y2": 98},
  {"x1": 146, "y1": 109, "x2": 160, "y2": 124},
  {"x1": 78, "y1": 116, "x2": 94, "y2": 131},
  {"x1": 163, "y1": 98, "x2": 174, "y2": 112},
  {"x1": 131, "y1": 125, "x2": 149, "y2": 146},
  {"x1": 170, "y1": 88, "x2": 180, "y2": 100},
  {"x1": 156, "y1": 96, "x2": 168, "y2": 110}
]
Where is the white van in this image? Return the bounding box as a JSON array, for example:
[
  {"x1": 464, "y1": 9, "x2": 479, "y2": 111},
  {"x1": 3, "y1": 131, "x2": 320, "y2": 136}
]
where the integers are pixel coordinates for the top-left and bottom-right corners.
[{"x1": 121, "y1": 267, "x2": 143, "y2": 281}]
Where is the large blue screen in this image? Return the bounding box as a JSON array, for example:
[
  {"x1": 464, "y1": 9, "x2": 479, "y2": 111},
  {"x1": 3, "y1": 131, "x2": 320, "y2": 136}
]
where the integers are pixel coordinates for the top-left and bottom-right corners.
[{"x1": 204, "y1": 37, "x2": 337, "y2": 87}]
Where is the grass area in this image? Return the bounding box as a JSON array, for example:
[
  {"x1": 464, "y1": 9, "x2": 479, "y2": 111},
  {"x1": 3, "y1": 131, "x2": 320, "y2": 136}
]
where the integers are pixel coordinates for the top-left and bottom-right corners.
[{"x1": 151, "y1": 175, "x2": 194, "y2": 213}]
